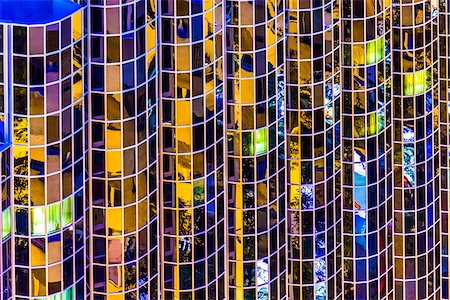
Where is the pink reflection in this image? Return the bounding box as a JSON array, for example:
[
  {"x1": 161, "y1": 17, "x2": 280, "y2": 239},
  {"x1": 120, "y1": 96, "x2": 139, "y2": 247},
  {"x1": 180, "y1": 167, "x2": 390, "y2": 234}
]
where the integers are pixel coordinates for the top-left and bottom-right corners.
[{"x1": 46, "y1": 84, "x2": 60, "y2": 113}]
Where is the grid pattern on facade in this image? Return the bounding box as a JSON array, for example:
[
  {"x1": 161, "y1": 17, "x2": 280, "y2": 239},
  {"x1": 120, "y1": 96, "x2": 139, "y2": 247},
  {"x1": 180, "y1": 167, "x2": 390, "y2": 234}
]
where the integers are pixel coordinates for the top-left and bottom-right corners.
[
  {"x1": 439, "y1": 0, "x2": 450, "y2": 297},
  {"x1": 392, "y1": 0, "x2": 441, "y2": 298},
  {"x1": 225, "y1": 1, "x2": 287, "y2": 299},
  {"x1": 340, "y1": 0, "x2": 394, "y2": 298},
  {"x1": 285, "y1": 0, "x2": 342, "y2": 298},
  {"x1": 88, "y1": 0, "x2": 159, "y2": 298},
  {"x1": 159, "y1": 0, "x2": 226, "y2": 298},
  {"x1": 4, "y1": 9, "x2": 88, "y2": 298}
]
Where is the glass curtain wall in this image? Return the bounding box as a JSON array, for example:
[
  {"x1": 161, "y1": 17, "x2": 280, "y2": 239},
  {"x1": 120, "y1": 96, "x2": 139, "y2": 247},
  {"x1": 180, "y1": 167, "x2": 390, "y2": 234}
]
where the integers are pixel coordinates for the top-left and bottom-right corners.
[
  {"x1": 88, "y1": 0, "x2": 159, "y2": 298},
  {"x1": 285, "y1": 0, "x2": 342, "y2": 298},
  {"x1": 0, "y1": 23, "x2": 12, "y2": 300},
  {"x1": 392, "y1": 0, "x2": 440, "y2": 298},
  {"x1": 159, "y1": 0, "x2": 226, "y2": 299},
  {"x1": 341, "y1": 0, "x2": 394, "y2": 298},
  {"x1": 3, "y1": 8, "x2": 88, "y2": 299},
  {"x1": 439, "y1": 0, "x2": 450, "y2": 297},
  {"x1": 0, "y1": 145, "x2": 11, "y2": 300},
  {"x1": 225, "y1": 0, "x2": 287, "y2": 299}
]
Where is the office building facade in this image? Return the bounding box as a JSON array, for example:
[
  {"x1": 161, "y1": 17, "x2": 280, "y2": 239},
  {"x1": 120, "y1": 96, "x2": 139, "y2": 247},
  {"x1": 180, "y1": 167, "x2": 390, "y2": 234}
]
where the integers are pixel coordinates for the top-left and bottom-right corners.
[{"x1": 0, "y1": 0, "x2": 449, "y2": 299}]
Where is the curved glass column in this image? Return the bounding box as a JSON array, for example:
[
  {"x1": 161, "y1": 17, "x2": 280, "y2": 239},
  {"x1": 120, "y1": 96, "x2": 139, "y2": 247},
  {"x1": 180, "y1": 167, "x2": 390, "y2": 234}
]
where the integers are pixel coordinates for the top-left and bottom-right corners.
[
  {"x1": 0, "y1": 24, "x2": 12, "y2": 300},
  {"x1": 340, "y1": 0, "x2": 394, "y2": 298},
  {"x1": 392, "y1": 0, "x2": 440, "y2": 298},
  {"x1": 0, "y1": 145, "x2": 11, "y2": 300},
  {"x1": 285, "y1": 0, "x2": 342, "y2": 298},
  {"x1": 439, "y1": 0, "x2": 450, "y2": 297},
  {"x1": 88, "y1": 0, "x2": 159, "y2": 298},
  {"x1": 225, "y1": 1, "x2": 287, "y2": 299},
  {"x1": 159, "y1": 0, "x2": 226, "y2": 298},
  {"x1": 0, "y1": 7, "x2": 88, "y2": 298}
]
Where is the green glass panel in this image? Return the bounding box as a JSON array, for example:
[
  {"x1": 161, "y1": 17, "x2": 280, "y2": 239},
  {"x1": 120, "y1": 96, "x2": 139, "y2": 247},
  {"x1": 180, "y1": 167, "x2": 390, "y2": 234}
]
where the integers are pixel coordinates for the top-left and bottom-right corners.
[
  {"x1": 376, "y1": 36, "x2": 385, "y2": 61},
  {"x1": 2, "y1": 207, "x2": 10, "y2": 239},
  {"x1": 49, "y1": 293, "x2": 62, "y2": 300},
  {"x1": 62, "y1": 286, "x2": 73, "y2": 300},
  {"x1": 62, "y1": 197, "x2": 73, "y2": 227},
  {"x1": 367, "y1": 112, "x2": 376, "y2": 136},
  {"x1": 242, "y1": 132, "x2": 254, "y2": 155},
  {"x1": 366, "y1": 37, "x2": 385, "y2": 65},
  {"x1": 366, "y1": 40, "x2": 376, "y2": 64},
  {"x1": 48, "y1": 203, "x2": 61, "y2": 233},
  {"x1": 31, "y1": 206, "x2": 45, "y2": 235},
  {"x1": 255, "y1": 128, "x2": 267, "y2": 155},
  {"x1": 404, "y1": 70, "x2": 426, "y2": 95}
]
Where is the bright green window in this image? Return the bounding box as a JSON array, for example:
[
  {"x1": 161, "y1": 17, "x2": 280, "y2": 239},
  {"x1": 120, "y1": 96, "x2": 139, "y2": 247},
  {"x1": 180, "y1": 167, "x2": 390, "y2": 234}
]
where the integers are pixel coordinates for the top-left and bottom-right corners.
[
  {"x1": 2, "y1": 207, "x2": 10, "y2": 239},
  {"x1": 48, "y1": 293, "x2": 62, "y2": 300},
  {"x1": 62, "y1": 197, "x2": 73, "y2": 227},
  {"x1": 62, "y1": 286, "x2": 73, "y2": 299},
  {"x1": 404, "y1": 70, "x2": 426, "y2": 95},
  {"x1": 31, "y1": 206, "x2": 45, "y2": 235},
  {"x1": 48, "y1": 203, "x2": 61, "y2": 233},
  {"x1": 366, "y1": 36, "x2": 385, "y2": 64},
  {"x1": 255, "y1": 128, "x2": 267, "y2": 155}
]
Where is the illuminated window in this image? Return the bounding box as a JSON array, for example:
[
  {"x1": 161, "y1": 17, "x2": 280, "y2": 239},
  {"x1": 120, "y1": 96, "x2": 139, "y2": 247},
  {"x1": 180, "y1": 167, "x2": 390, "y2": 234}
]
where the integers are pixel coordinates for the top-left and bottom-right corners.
[
  {"x1": 255, "y1": 128, "x2": 267, "y2": 155},
  {"x1": 62, "y1": 196, "x2": 73, "y2": 227},
  {"x1": 2, "y1": 207, "x2": 10, "y2": 239},
  {"x1": 31, "y1": 206, "x2": 45, "y2": 235},
  {"x1": 404, "y1": 70, "x2": 426, "y2": 95},
  {"x1": 366, "y1": 37, "x2": 385, "y2": 64},
  {"x1": 242, "y1": 128, "x2": 267, "y2": 155},
  {"x1": 48, "y1": 203, "x2": 61, "y2": 233}
]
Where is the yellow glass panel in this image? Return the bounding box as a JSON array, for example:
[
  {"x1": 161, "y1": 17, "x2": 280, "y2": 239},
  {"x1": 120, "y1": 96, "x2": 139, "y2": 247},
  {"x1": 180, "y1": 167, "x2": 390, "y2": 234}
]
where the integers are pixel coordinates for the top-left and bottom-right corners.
[
  {"x1": 177, "y1": 182, "x2": 192, "y2": 207},
  {"x1": 240, "y1": 79, "x2": 254, "y2": 104},
  {"x1": 31, "y1": 240, "x2": 46, "y2": 266},
  {"x1": 72, "y1": 10, "x2": 82, "y2": 41},
  {"x1": 138, "y1": 199, "x2": 148, "y2": 228},
  {"x1": 124, "y1": 205, "x2": 136, "y2": 233},
  {"x1": 267, "y1": 20, "x2": 275, "y2": 46},
  {"x1": 107, "y1": 122, "x2": 121, "y2": 149},
  {"x1": 73, "y1": 72, "x2": 83, "y2": 101},
  {"x1": 205, "y1": 64, "x2": 215, "y2": 92},
  {"x1": 108, "y1": 208, "x2": 123, "y2": 235},
  {"x1": 30, "y1": 178, "x2": 45, "y2": 205},
  {"x1": 32, "y1": 268, "x2": 46, "y2": 296},
  {"x1": 107, "y1": 151, "x2": 122, "y2": 177},
  {"x1": 204, "y1": 0, "x2": 213, "y2": 10},
  {"x1": 48, "y1": 238, "x2": 61, "y2": 264},
  {"x1": 176, "y1": 100, "x2": 191, "y2": 125},
  {"x1": 29, "y1": 117, "x2": 44, "y2": 145},
  {"x1": 290, "y1": 161, "x2": 300, "y2": 185},
  {"x1": 177, "y1": 127, "x2": 191, "y2": 153},
  {"x1": 289, "y1": 185, "x2": 300, "y2": 208},
  {"x1": 176, "y1": 46, "x2": 190, "y2": 71},
  {"x1": 106, "y1": 65, "x2": 121, "y2": 92},
  {"x1": 107, "y1": 94, "x2": 121, "y2": 120},
  {"x1": 14, "y1": 145, "x2": 28, "y2": 175},
  {"x1": 299, "y1": 61, "x2": 311, "y2": 84},
  {"x1": 353, "y1": 44, "x2": 365, "y2": 66},
  {"x1": 354, "y1": 116, "x2": 365, "y2": 137},
  {"x1": 14, "y1": 177, "x2": 29, "y2": 205},
  {"x1": 177, "y1": 154, "x2": 191, "y2": 180},
  {"x1": 257, "y1": 182, "x2": 267, "y2": 206},
  {"x1": 108, "y1": 265, "x2": 123, "y2": 293},
  {"x1": 204, "y1": 10, "x2": 213, "y2": 38},
  {"x1": 13, "y1": 116, "x2": 28, "y2": 144}
]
